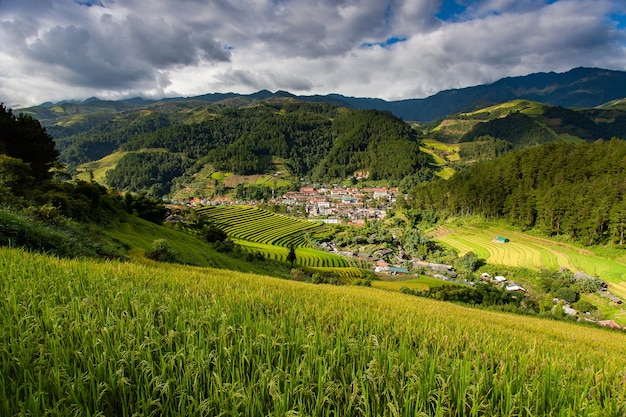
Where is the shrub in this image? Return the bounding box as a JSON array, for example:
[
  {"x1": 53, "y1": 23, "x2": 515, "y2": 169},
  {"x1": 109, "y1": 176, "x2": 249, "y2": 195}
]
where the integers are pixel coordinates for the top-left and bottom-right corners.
[
  {"x1": 555, "y1": 287, "x2": 580, "y2": 303},
  {"x1": 572, "y1": 300, "x2": 598, "y2": 313},
  {"x1": 146, "y1": 239, "x2": 180, "y2": 263}
]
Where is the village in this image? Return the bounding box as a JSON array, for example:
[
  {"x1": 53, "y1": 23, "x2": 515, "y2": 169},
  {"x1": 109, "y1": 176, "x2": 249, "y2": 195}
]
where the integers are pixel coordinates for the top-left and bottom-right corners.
[{"x1": 173, "y1": 184, "x2": 398, "y2": 225}]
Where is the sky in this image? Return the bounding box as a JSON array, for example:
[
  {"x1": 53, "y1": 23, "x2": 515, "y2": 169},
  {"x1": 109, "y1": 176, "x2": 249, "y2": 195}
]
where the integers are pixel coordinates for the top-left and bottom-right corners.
[{"x1": 1, "y1": 0, "x2": 626, "y2": 108}]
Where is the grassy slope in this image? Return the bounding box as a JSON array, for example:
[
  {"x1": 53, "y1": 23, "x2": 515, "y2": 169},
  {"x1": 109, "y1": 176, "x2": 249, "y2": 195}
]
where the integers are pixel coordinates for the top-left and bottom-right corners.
[
  {"x1": 2, "y1": 247, "x2": 626, "y2": 416},
  {"x1": 372, "y1": 276, "x2": 463, "y2": 292}
]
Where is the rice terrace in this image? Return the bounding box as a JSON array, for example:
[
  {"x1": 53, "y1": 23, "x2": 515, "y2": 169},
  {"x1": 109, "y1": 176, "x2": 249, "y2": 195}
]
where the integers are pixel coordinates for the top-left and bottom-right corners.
[
  {"x1": 434, "y1": 224, "x2": 626, "y2": 298},
  {"x1": 196, "y1": 205, "x2": 365, "y2": 281}
]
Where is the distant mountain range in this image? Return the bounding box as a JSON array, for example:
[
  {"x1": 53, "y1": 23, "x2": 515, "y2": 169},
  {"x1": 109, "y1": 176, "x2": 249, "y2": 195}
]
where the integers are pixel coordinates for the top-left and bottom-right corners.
[{"x1": 28, "y1": 67, "x2": 626, "y2": 122}]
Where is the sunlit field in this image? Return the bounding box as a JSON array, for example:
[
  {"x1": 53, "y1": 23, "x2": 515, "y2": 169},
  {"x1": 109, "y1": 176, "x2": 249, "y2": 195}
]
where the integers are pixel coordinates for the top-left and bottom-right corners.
[{"x1": 2, "y1": 247, "x2": 626, "y2": 416}]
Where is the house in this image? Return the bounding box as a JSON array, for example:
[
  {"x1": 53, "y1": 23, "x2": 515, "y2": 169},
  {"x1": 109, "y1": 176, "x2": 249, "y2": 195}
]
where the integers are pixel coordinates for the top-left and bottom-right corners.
[
  {"x1": 598, "y1": 320, "x2": 623, "y2": 330},
  {"x1": 494, "y1": 275, "x2": 507, "y2": 283},
  {"x1": 563, "y1": 305, "x2": 578, "y2": 316},
  {"x1": 505, "y1": 281, "x2": 526, "y2": 292},
  {"x1": 375, "y1": 265, "x2": 409, "y2": 275},
  {"x1": 481, "y1": 272, "x2": 491, "y2": 279}
]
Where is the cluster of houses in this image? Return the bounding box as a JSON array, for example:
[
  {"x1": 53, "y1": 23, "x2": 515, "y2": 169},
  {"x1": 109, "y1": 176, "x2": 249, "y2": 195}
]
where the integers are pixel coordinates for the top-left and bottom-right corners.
[
  {"x1": 171, "y1": 185, "x2": 398, "y2": 224},
  {"x1": 480, "y1": 272, "x2": 527, "y2": 292},
  {"x1": 281, "y1": 185, "x2": 397, "y2": 223}
]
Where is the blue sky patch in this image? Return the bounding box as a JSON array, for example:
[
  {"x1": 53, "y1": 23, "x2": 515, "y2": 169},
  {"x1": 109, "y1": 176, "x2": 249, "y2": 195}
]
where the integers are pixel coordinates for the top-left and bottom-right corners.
[
  {"x1": 76, "y1": 0, "x2": 104, "y2": 6},
  {"x1": 612, "y1": 13, "x2": 626, "y2": 30},
  {"x1": 436, "y1": 0, "x2": 468, "y2": 21},
  {"x1": 362, "y1": 36, "x2": 407, "y2": 49}
]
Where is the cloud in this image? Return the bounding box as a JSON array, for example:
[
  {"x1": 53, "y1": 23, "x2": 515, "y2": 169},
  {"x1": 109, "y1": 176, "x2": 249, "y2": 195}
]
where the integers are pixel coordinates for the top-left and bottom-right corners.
[{"x1": 1, "y1": 0, "x2": 625, "y2": 108}]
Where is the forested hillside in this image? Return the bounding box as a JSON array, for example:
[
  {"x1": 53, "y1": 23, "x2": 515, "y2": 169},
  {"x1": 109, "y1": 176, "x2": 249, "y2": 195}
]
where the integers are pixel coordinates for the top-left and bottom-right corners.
[
  {"x1": 32, "y1": 100, "x2": 435, "y2": 196},
  {"x1": 407, "y1": 139, "x2": 626, "y2": 246}
]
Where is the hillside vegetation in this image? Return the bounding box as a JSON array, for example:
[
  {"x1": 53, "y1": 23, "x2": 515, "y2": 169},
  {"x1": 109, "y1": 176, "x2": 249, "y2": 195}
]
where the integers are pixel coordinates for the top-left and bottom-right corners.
[
  {"x1": 408, "y1": 140, "x2": 626, "y2": 247},
  {"x1": 28, "y1": 100, "x2": 436, "y2": 197},
  {"x1": 3, "y1": 247, "x2": 626, "y2": 416}
]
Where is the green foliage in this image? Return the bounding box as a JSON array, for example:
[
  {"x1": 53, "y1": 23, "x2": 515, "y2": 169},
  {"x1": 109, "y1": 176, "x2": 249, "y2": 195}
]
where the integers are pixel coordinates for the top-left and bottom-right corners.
[
  {"x1": 459, "y1": 136, "x2": 512, "y2": 161},
  {"x1": 313, "y1": 109, "x2": 433, "y2": 181},
  {"x1": 122, "y1": 192, "x2": 168, "y2": 224},
  {"x1": 0, "y1": 103, "x2": 60, "y2": 181},
  {"x1": 555, "y1": 287, "x2": 580, "y2": 303},
  {"x1": 146, "y1": 238, "x2": 180, "y2": 263},
  {"x1": 0, "y1": 208, "x2": 125, "y2": 259},
  {"x1": 286, "y1": 240, "x2": 297, "y2": 268},
  {"x1": 409, "y1": 139, "x2": 626, "y2": 245},
  {"x1": 0, "y1": 155, "x2": 34, "y2": 202},
  {"x1": 460, "y1": 112, "x2": 560, "y2": 147},
  {"x1": 572, "y1": 299, "x2": 598, "y2": 313},
  {"x1": 202, "y1": 223, "x2": 228, "y2": 243},
  {"x1": 105, "y1": 151, "x2": 190, "y2": 196},
  {"x1": 401, "y1": 282, "x2": 523, "y2": 309},
  {"x1": 59, "y1": 112, "x2": 171, "y2": 165},
  {"x1": 455, "y1": 251, "x2": 481, "y2": 273}
]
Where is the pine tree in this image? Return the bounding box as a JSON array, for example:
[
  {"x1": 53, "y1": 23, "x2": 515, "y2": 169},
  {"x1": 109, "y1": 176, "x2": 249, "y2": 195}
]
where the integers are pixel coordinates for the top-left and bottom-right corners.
[{"x1": 287, "y1": 239, "x2": 297, "y2": 268}]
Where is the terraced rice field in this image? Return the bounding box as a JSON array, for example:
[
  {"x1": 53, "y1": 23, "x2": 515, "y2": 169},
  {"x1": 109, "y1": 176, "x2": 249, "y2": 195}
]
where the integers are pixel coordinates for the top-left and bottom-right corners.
[
  {"x1": 435, "y1": 225, "x2": 626, "y2": 297},
  {"x1": 234, "y1": 240, "x2": 360, "y2": 269},
  {"x1": 197, "y1": 205, "x2": 322, "y2": 247},
  {"x1": 197, "y1": 205, "x2": 364, "y2": 279}
]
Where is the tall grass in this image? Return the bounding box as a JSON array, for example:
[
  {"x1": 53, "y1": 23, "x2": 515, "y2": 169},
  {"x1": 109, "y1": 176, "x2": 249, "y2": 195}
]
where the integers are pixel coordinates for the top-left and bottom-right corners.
[{"x1": 2, "y1": 247, "x2": 626, "y2": 416}]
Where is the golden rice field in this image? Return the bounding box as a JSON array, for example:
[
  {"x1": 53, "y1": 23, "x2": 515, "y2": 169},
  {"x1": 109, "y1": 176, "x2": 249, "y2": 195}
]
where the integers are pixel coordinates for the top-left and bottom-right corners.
[
  {"x1": 2, "y1": 247, "x2": 626, "y2": 416},
  {"x1": 434, "y1": 225, "x2": 626, "y2": 297}
]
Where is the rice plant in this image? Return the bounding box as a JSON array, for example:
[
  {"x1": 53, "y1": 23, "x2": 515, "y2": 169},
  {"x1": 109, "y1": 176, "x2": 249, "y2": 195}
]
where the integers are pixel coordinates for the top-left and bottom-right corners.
[{"x1": 2, "y1": 247, "x2": 626, "y2": 416}]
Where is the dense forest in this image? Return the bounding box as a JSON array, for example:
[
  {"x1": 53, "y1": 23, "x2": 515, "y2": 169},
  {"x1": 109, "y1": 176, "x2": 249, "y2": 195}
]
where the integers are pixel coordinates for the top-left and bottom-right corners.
[
  {"x1": 53, "y1": 100, "x2": 436, "y2": 196},
  {"x1": 312, "y1": 109, "x2": 432, "y2": 181},
  {"x1": 407, "y1": 139, "x2": 626, "y2": 246}
]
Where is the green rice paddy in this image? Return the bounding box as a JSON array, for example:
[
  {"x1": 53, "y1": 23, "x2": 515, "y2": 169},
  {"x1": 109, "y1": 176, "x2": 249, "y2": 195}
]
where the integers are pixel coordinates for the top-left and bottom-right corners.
[{"x1": 435, "y1": 225, "x2": 626, "y2": 297}]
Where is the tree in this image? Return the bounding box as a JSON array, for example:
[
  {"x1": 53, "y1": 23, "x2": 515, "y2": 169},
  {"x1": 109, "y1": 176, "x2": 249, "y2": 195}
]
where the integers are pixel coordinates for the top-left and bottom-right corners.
[
  {"x1": 0, "y1": 104, "x2": 59, "y2": 181},
  {"x1": 455, "y1": 251, "x2": 480, "y2": 273},
  {"x1": 287, "y1": 239, "x2": 297, "y2": 268}
]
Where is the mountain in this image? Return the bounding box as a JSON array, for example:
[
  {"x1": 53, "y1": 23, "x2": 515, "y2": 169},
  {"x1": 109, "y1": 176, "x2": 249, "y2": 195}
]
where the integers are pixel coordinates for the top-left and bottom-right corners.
[
  {"x1": 20, "y1": 67, "x2": 626, "y2": 123},
  {"x1": 425, "y1": 99, "x2": 625, "y2": 144},
  {"x1": 321, "y1": 67, "x2": 626, "y2": 121}
]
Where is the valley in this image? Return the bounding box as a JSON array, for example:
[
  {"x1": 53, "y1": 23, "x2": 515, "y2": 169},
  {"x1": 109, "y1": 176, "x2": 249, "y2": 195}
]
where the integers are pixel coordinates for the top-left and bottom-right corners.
[{"x1": 3, "y1": 67, "x2": 626, "y2": 415}]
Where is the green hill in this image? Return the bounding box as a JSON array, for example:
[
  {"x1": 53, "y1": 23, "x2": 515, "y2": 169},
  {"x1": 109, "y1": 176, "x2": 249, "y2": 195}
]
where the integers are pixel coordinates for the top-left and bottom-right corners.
[
  {"x1": 408, "y1": 140, "x2": 626, "y2": 248},
  {"x1": 34, "y1": 99, "x2": 436, "y2": 197},
  {"x1": 3, "y1": 247, "x2": 626, "y2": 416}
]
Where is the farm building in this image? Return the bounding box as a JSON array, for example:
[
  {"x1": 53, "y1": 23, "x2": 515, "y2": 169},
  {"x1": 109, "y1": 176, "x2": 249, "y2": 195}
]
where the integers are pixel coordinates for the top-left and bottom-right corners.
[
  {"x1": 505, "y1": 281, "x2": 526, "y2": 292},
  {"x1": 374, "y1": 266, "x2": 409, "y2": 275},
  {"x1": 495, "y1": 236, "x2": 510, "y2": 243}
]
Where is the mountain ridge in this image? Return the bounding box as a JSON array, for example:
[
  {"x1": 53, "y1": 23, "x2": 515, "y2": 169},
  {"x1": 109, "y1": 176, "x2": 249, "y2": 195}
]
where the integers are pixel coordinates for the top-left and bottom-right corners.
[{"x1": 20, "y1": 67, "x2": 626, "y2": 122}]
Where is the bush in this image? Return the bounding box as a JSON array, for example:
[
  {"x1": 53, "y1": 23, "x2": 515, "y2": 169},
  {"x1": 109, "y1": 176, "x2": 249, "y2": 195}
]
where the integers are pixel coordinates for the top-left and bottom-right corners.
[
  {"x1": 146, "y1": 239, "x2": 180, "y2": 263},
  {"x1": 572, "y1": 300, "x2": 598, "y2": 313},
  {"x1": 555, "y1": 287, "x2": 580, "y2": 303}
]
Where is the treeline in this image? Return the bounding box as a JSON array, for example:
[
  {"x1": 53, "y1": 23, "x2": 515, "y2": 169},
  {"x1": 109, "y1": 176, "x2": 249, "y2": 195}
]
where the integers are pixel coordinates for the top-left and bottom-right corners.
[
  {"x1": 59, "y1": 112, "x2": 172, "y2": 165},
  {"x1": 105, "y1": 152, "x2": 191, "y2": 196},
  {"x1": 205, "y1": 103, "x2": 335, "y2": 176},
  {"x1": 408, "y1": 139, "x2": 626, "y2": 245},
  {"x1": 460, "y1": 112, "x2": 559, "y2": 147}
]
